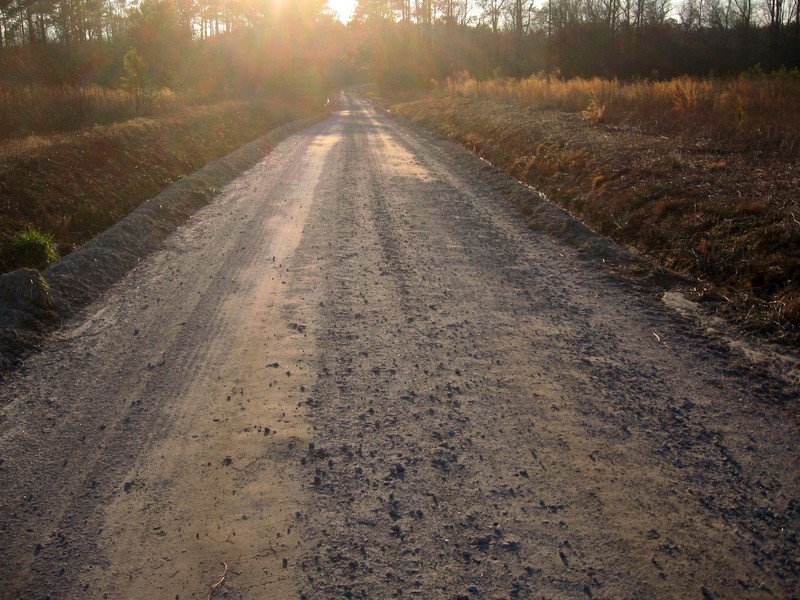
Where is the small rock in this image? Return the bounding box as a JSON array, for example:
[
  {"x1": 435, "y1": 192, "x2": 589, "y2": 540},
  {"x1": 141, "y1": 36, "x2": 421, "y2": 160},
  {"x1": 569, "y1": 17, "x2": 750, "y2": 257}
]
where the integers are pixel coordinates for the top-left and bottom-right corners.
[
  {"x1": 474, "y1": 536, "x2": 491, "y2": 549},
  {"x1": 559, "y1": 550, "x2": 569, "y2": 567}
]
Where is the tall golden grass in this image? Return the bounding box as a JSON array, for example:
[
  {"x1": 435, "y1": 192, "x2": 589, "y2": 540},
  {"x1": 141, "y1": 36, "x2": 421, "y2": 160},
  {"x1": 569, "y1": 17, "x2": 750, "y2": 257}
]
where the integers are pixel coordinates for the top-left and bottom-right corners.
[
  {"x1": 0, "y1": 83, "x2": 185, "y2": 137},
  {"x1": 441, "y1": 72, "x2": 800, "y2": 157}
]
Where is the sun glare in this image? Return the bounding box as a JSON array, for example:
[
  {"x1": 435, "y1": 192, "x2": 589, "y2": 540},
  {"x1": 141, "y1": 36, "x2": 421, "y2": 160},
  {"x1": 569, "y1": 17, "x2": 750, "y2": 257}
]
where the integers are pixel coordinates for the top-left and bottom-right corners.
[{"x1": 327, "y1": 0, "x2": 356, "y2": 22}]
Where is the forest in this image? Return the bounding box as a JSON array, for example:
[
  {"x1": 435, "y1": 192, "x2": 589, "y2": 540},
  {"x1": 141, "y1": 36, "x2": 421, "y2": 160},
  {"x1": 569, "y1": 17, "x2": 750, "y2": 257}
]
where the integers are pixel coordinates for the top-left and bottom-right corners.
[
  {"x1": 0, "y1": 0, "x2": 798, "y2": 136},
  {"x1": 350, "y1": 0, "x2": 800, "y2": 86}
]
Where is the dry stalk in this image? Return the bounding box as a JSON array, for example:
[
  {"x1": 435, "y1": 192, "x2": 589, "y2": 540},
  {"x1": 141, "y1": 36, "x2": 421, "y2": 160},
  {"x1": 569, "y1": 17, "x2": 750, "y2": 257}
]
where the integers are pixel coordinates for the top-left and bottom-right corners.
[{"x1": 208, "y1": 561, "x2": 229, "y2": 600}]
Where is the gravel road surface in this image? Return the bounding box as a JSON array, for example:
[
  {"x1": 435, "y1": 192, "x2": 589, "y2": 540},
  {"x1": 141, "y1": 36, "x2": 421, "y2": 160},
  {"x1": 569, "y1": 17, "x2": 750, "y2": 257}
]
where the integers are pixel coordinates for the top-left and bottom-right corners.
[{"x1": 0, "y1": 94, "x2": 797, "y2": 600}]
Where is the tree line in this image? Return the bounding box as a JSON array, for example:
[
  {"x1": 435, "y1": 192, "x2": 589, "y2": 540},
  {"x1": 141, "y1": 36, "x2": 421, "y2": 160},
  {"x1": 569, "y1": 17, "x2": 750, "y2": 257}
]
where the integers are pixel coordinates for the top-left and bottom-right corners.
[
  {"x1": 0, "y1": 0, "x2": 348, "y2": 104},
  {"x1": 0, "y1": 0, "x2": 331, "y2": 47},
  {"x1": 351, "y1": 0, "x2": 799, "y2": 85},
  {"x1": 0, "y1": 0, "x2": 797, "y2": 101}
]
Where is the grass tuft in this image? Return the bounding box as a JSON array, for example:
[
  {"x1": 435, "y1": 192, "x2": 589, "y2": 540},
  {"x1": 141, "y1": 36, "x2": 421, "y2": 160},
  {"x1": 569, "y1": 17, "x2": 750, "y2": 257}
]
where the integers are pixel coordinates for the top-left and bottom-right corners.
[{"x1": 7, "y1": 228, "x2": 60, "y2": 271}]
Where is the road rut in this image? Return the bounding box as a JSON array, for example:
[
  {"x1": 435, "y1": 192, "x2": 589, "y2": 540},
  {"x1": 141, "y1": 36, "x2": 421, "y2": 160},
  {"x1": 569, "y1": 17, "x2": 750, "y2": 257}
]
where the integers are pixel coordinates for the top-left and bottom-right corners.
[{"x1": 0, "y1": 94, "x2": 797, "y2": 600}]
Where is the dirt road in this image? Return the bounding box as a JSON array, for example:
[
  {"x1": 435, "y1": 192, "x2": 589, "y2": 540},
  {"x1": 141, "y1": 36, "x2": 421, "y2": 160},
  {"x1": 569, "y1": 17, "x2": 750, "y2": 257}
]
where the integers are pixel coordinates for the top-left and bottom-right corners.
[{"x1": 0, "y1": 94, "x2": 797, "y2": 600}]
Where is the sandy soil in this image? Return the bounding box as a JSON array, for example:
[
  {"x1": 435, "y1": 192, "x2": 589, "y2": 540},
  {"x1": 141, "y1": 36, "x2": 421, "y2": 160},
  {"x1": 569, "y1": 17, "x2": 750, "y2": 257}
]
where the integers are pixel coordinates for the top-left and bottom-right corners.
[{"x1": 0, "y1": 94, "x2": 797, "y2": 600}]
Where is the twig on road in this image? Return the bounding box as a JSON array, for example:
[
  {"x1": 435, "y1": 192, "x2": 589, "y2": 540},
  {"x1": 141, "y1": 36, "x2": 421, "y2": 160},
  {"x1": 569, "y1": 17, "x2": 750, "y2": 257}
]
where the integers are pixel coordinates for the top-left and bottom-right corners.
[{"x1": 208, "y1": 561, "x2": 228, "y2": 599}]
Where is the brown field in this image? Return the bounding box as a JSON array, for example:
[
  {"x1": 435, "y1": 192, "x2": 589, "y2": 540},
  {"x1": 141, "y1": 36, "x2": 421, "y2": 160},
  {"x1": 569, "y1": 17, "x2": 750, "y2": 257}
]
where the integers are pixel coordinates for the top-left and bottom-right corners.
[
  {"x1": 392, "y1": 83, "x2": 800, "y2": 341},
  {"x1": 441, "y1": 72, "x2": 800, "y2": 158}
]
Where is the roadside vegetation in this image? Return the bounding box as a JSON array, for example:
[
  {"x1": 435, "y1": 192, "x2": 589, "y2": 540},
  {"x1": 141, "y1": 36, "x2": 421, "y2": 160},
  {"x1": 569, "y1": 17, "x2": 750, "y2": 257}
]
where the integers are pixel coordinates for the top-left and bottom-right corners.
[
  {"x1": 441, "y1": 70, "x2": 800, "y2": 158},
  {"x1": 393, "y1": 73, "x2": 800, "y2": 337},
  {"x1": 7, "y1": 228, "x2": 60, "y2": 271},
  {"x1": 0, "y1": 100, "x2": 318, "y2": 273}
]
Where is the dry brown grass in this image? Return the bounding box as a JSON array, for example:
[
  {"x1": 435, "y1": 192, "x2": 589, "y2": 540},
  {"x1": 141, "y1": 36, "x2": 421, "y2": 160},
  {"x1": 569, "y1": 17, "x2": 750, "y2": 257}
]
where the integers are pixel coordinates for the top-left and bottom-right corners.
[
  {"x1": 393, "y1": 95, "x2": 800, "y2": 340},
  {"x1": 0, "y1": 83, "x2": 186, "y2": 138},
  {"x1": 441, "y1": 72, "x2": 800, "y2": 158},
  {"x1": 0, "y1": 99, "x2": 308, "y2": 273}
]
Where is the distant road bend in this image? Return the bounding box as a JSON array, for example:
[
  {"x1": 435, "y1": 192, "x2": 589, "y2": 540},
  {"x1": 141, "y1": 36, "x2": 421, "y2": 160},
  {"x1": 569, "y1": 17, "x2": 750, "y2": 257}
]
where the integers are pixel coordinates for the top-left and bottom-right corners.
[{"x1": 0, "y1": 93, "x2": 797, "y2": 599}]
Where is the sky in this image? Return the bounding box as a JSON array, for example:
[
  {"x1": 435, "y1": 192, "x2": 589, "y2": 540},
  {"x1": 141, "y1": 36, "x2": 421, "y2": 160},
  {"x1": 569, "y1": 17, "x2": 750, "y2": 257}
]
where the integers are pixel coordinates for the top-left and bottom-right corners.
[{"x1": 327, "y1": 0, "x2": 357, "y2": 22}]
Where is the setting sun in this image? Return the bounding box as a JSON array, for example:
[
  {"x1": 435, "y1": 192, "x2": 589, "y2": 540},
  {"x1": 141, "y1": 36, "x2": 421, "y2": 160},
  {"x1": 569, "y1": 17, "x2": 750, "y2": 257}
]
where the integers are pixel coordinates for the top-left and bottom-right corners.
[{"x1": 327, "y1": 0, "x2": 356, "y2": 22}]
